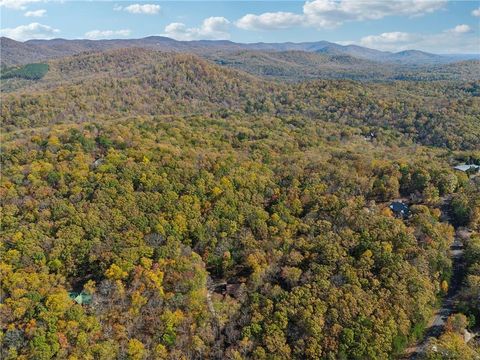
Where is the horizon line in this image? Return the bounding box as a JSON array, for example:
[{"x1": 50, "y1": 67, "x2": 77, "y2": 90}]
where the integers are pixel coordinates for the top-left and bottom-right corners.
[{"x1": 2, "y1": 35, "x2": 479, "y2": 56}]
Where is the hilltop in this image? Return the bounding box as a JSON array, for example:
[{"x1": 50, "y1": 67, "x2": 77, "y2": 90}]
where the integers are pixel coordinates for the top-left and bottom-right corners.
[
  {"x1": 2, "y1": 36, "x2": 479, "y2": 84},
  {"x1": 2, "y1": 36, "x2": 478, "y2": 68},
  {"x1": 1, "y1": 34, "x2": 480, "y2": 360},
  {"x1": 206, "y1": 50, "x2": 480, "y2": 81},
  {"x1": 2, "y1": 48, "x2": 479, "y2": 150}
]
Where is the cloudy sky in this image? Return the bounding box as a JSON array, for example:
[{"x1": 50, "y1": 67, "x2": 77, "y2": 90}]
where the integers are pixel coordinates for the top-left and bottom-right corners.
[{"x1": 1, "y1": 0, "x2": 479, "y2": 53}]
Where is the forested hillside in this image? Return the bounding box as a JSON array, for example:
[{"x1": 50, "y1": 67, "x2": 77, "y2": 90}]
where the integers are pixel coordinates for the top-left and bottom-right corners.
[
  {"x1": 3, "y1": 36, "x2": 478, "y2": 68},
  {"x1": 2, "y1": 37, "x2": 479, "y2": 82},
  {"x1": 207, "y1": 51, "x2": 480, "y2": 81},
  {"x1": 1, "y1": 46, "x2": 479, "y2": 360},
  {"x1": 2, "y1": 49, "x2": 479, "y2": 150}
]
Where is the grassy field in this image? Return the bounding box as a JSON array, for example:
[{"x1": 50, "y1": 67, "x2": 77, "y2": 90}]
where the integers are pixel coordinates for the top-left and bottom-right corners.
[{"x1": 1, "y1": 63, "x2": 49, "y2": 80}]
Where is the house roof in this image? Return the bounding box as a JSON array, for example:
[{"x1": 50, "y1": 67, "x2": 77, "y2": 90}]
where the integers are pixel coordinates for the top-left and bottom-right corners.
[
  {"x1": 389, "y1": 202, "x2": 409, "y2": 214},
  {"x1": 454, "y1": 164, "x2": 480, "y2": 172},
  {"x1": 68, "y1": 291, "x2": 92, "y2": 305}
]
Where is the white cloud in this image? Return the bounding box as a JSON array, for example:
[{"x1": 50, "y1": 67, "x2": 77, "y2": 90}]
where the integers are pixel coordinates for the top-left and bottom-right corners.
[
  {"x1": 84, "y1": 29, "x2": 131, "y2": 40},
  {"x1": 303, "y1": 0, "x2": 446, "y2": 28},
  {"x1": 236, "y1": 12, "x2": 304, "y2": 31},
  {"x1": 472, "y1": 7, "x2": 480, "y2": 17},
  {"x1": 163, "y1": 16, "x2": 230, "y2": 40},
  {"x1": 24, "y1": 9, "x2": 46, "y2": 17},
  {"x1": 360, "y1": 32, "x2": 418, "y2": 48},
  {"x1": 349, "y1": 26, "x2": 478, "y2": 53},
  {"x1": 0, "y1": 22, "x2": 59, "y2": 41},
  {"x1": 446, "y1": 24, "x2": 472, "y2": 34},
  {"x1": 0, "y1": 0, "x2": 41, "y2": 10},
  {"x1": 235, "y1": 0, "x2": 446, "y2": 31},
  {"x1": 114, "y1": 3, "x2": 160, "y2": 15}
]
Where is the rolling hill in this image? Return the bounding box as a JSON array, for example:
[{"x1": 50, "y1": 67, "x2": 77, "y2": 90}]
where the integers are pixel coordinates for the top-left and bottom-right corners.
[
  {"x1": 2, "y1": 34, "x2": 480, "y2": 360},
  {"x1": 205, "y1": 50, "x2": 480, "y2": 81},
  {"x1": 2, "y1": 40, "x2": 479, "y2": 85},
  {"x1": 2, "y1": 48, "x2": 479, "y2": 150},
  {"x1": 2, "y1": 36, "x2": 478, "y2": 68},
  {"x1": 206, "y1": 50, "x2": 389, "y2": 81}
]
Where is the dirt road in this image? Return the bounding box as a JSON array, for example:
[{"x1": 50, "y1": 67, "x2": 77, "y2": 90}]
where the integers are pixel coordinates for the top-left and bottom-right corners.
[{"x1": 404, "y1": 230, "x2": 466, "y2": 358}]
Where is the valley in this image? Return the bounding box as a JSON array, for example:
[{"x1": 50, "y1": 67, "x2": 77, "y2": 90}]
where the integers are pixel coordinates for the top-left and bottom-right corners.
[{"x1": 0, "y1": 34, "x2": 479, "y2": 360}]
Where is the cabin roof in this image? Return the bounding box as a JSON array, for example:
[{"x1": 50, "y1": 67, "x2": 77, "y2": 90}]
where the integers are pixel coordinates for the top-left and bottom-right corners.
[
  {"x1": 68, "y1": 291, "x2": 92, "y2": 305},
  {"x1": 454, "y1": 164, "x2": 480, "y2": 172},
  {"x1": 389, "y1": 201, "x2": 409, "y2": 214}
]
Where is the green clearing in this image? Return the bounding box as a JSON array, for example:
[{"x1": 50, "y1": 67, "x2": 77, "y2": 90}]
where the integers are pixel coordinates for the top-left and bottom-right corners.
[{"x1": 1, "y1": 63, "x2": 49, "y2": 80}]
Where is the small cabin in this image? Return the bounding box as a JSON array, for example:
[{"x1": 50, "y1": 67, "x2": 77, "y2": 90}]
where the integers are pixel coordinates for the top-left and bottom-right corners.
[
  {"x1": 389, "y1": 201, "x2": 410, "y2": 218},
  {"x1": 453, "y1": 164, "x2": 480, "y2": 173},
  {"x1": 91, "y1": 158, "x2": 104, "y2": 169},
  {"x1": 364, "y1": 132, "x2": 376, "y2": 141},
  {"x1": 68, "y1": 291, "x2": 92, "y2": 305},
  {"x1": 212, "y1": 282, "x2": 243, "y2": 298}
]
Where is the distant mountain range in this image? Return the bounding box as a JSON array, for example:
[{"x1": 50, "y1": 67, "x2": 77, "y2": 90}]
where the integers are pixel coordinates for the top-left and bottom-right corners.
[
  {"x1": 204, "y1": 50, "x2": 480, "y2": 82},
  {"x1": 2, "y1": 36, "x2": 479, "y2": 68},
  {"x1": 2, "y1": 47, "x2": 479, "y2": 150}
]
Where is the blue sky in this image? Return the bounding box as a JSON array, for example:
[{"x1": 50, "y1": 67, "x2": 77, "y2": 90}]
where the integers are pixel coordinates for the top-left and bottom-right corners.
[{"x1": 1, "y1": 1, "x2": 479, "y2": 53}]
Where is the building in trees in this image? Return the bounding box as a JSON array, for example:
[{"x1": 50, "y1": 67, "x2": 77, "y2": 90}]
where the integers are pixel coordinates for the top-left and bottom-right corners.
[
  {"x1": 68, "y1": 291, "x2": 92, "y2": 305},
  {"x1": 454, "y1": 164, "x2": 480, "y2": 173},
  {"x1": 390, "y1": 201, "x2": 411, "y2": 219}
]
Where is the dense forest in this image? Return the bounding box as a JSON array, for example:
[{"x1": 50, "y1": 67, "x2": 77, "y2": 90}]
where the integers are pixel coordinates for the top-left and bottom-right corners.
[
  {"x1": 1, "y1": 47, "x2": 479, "y2": 359},
  {"x1": 206, "y1": 51, "x2": 480, "y2": 82},
  {"x1": 2, "y1": 50, "x2": 479, "y2": 151}
]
